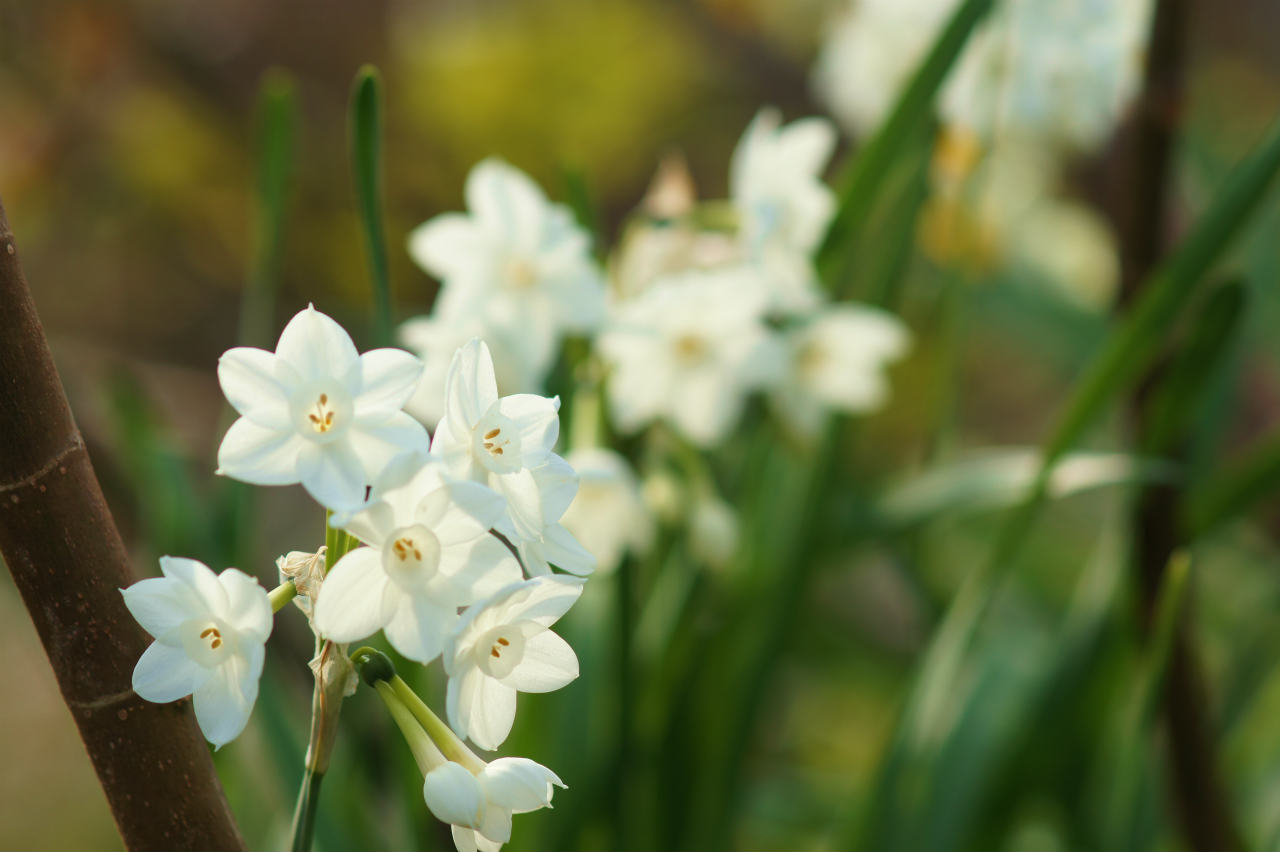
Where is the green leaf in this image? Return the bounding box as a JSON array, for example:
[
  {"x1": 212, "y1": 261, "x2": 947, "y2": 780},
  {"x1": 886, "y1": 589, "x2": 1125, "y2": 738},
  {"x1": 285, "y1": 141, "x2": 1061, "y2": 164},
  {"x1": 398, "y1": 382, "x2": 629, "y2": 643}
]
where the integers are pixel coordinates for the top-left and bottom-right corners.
[
  {"x1": 1186, "y1": 428, "x2": 1280, "y2": 537},
  {"x1": 240, "y1": 68, "x2": 297, "y2": 350},
  {"x1": 350, "y1": 65, "x2": 393, "y2": 348},
  {"x1": 816, "y1": 0, "x2": 995, "y2": 289},
  {"x1": 875, "y1": 448, "x2": 1178, "y2": 531}
]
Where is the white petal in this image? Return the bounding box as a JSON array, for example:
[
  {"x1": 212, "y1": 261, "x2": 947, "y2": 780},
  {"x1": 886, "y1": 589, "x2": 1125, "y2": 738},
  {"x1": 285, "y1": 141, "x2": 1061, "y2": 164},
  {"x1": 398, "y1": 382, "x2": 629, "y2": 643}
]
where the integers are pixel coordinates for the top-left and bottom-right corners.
[
  {"x1": 121, "y1": 577, "x2": 203, "y2": 639},
  {"x1": 354, "y1": 348, "x2": 425, "y2": 419},
  {"x1": 439, "y1": 534, "x2": 524, "y2": 602},
  {"x1": 338, "y1": 499, "x2": 398, "y2": 549},
  {"x1": 383, "y1": 595, "x2": 455, "y2": 664},
  {"x1": 465, "y1": 159, "x2": 549, "y2": 250},
  {"x1": 778, "y1": 117, "x2": 837, "y2": 177},
  {"x1": 423, "y1": 762, "x2": 486, "y2": 828},
  {"x1": 530, "y1": 455, "x2": 578, "y2": 524},
  {"x1": 274, "y1": 305, "x2": 360, "y2": 383},
  {"x1": 539, "y1": 524, "x2": 596, "y2": 576},
  {"x1": 481, "y1": 758, "x2": 564, "y2": 814},
  {"x1": 409, "y1": 214, "x2": 488, "y2": 279},
  {"x1": 451, "y1": 825, "x2": 502, "y2": 852},
  {"x1": 216, "y1": 418, "x2": 305, "y2": 486},
  {"x1": 493, "y1": 469, "x2": 545, "y2": 542},
  {"x1": 132, "y1": 641, "x2": 207, "y2": 703},
  {"x1": 217, "y1": 347, "x2": 292, "y2": 429},
  {"x1": 477, "y1": 805, "x2": 513, "y2": 847},
  {"x1": 500, "y1": 630, "x2": 578, "y2": 693},
  {"x1": 347, "y1": 415, "x2": 431, "y2": 479},
  {"x1": 445, "y1": 339, "x2": 499, "y2": 433},
  {"x1": 313, "y1": 547, "x2": 395, "y2": 642},
  {"x1": 502, "y1": 575, "x2": 585, "y2": 628},
  {"x1": 670, "y1": 367, "x2": 741, "y2": 448},
  {"x1": 298, "y1": 441, "x2": 369, "y2": 511},
  {"x1": 218, "y1": 568, "x2": 273, "y2": 643},
  {"x1": 158, "y1": 556, "x2": 229, "y2": 618},
  {"x1": 192, "y1": 649, "x2": 259, "y2": 748},
  {"x1": 419, "y1": 480, "x2": 506, "y2": 546},
  {"x1": 493, "y1": 394, "x2": 559, "y2": 464},
  {"x1": 452, "y1": 667, "x2": 518, "y2": 751}
]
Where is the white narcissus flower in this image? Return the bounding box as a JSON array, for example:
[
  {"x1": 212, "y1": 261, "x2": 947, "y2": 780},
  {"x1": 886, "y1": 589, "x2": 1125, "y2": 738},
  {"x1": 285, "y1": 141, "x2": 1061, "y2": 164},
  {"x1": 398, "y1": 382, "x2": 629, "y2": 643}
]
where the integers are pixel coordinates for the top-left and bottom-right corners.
[
  {"x1": 216, "y1": 305, "x2": 429, "y2": 512},
  {"x1": 512, "y1": 453, "x2": 595, "y2": 578},
  {"x1": 314, "y1": 460, "x2": 522, "y2": 664},
  {"x1": 121, "y1": 556, "x2": 271, "y2": 748},
  {"x1": 729, "y1": 109, "x2": 837, "y2": 313},
  {"x1": 399, "y1": 315, "x2": 551, "y2": 429},
  {"x1": 598, "y1": 268, "x2": 783, "y2": 447},
  {"x1": 772, "y1": 305, "x2": 911, "y2": 438},
  {"x1": 812, "y1": 0, "x2": 958, "y2": 138},
  {"x1": 409, "y1": 159, "x2": 606, "y2": 360},
  {"x1": 559, "y1": 447, "x2": 652, "y2": 574},
  {"x1": 432, "y1": 339, "x2": 592, "y2": 578},
  {"x1": 444, "y1": 576, "x2": 584, "y2": 750},
  {"x1": 423, "y1": 758, "x2": 565, "y2": 852}
]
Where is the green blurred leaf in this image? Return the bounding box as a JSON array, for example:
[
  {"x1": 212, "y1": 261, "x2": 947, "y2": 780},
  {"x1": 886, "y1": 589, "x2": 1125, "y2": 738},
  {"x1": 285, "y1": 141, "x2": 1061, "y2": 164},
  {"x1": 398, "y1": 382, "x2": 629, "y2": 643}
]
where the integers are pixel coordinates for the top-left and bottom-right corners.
[
  {"x1": 1140, "y1": 280, "x2": 1246, "y2": 456},
  {"x1": 1186, "y1": 428, "x2": 1280, "y2": 537},
  {"x1": 350, "y1": 65, "x2": 393, "y2": 347},
  {"x1": 816, "y1": 0, "x2": 995, "y2": 292},
  {"x1": 875, "y1": 448, "x2": 1178, "y2": 531},
  {"x1": 240, "y1": 68, "x2": 297, "y2": 350}
]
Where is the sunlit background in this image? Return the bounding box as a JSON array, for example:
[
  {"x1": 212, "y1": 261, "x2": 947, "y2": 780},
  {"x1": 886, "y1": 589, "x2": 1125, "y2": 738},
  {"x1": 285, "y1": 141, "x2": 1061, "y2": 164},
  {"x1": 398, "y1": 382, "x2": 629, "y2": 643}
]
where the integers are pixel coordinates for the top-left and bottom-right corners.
[{"x1": 4, "y1": 0, "x2": 1280, "y2": 849}]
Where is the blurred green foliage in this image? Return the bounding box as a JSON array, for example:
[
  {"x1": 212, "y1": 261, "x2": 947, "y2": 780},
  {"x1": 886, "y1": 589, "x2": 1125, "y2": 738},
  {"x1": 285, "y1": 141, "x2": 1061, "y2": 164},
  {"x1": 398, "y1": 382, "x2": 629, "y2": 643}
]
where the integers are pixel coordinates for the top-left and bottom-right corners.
[{"x1": 5, "y1": 1, "x2": 1280, "y2": 851}]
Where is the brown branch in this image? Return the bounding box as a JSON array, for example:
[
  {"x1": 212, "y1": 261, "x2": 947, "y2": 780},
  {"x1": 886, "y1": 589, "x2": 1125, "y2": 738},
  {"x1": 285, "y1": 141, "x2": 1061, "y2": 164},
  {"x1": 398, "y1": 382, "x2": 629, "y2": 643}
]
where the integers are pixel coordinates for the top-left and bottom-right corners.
[
  {"x1": 0, "y1": 198, "x2": 244, "y2": 851},
  {"x1": 1115, "y1": 1, "x2": 1246, "y2": 849}
]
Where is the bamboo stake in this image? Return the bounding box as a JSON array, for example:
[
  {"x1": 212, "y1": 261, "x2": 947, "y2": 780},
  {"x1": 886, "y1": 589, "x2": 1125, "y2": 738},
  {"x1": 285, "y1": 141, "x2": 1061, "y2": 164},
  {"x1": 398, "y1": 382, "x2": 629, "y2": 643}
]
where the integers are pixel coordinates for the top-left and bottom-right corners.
[{"x1": 0, "y1": 198, "x2": 245, "y2": 851}]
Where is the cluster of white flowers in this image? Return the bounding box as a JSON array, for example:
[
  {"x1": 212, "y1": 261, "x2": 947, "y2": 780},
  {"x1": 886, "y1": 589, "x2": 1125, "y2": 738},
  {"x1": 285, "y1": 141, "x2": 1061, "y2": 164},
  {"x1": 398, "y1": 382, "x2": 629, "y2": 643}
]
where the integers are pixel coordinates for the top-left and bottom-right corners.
[
  {"x1": 120, "y1": 99, "x2": 913, "y2": 850},
  {"x1": 813, "y1": 0, "x2": 1153, "y2": 306},
  {"x1": 122, "y1": 306, "x2": 592, "y2": 850}
]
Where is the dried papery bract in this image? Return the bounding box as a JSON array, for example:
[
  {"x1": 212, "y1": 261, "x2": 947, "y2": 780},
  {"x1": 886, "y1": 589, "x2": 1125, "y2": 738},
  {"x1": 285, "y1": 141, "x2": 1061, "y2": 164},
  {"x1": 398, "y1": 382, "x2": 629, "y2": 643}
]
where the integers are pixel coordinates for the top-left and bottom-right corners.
[{"x1": 0, "y1": 198, "x2": 244, "y2": 850}]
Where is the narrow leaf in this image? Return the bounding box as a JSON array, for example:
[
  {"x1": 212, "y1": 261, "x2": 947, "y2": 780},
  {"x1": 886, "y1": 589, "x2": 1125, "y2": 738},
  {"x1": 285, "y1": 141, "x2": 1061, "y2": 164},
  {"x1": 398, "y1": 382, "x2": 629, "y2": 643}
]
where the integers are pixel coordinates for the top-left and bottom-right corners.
[{"x1": 350, "y1": 65, "x2": 393, "y2": 347}]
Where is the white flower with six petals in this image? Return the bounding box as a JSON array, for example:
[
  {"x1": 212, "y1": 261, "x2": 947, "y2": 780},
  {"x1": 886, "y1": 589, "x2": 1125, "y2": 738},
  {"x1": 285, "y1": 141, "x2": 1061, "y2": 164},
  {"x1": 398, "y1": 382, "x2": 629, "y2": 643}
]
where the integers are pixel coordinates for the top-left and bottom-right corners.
[
  {"x1": 216, "y1": 305, "x2": 429, "y2": 511},
  {"x1": 121, "y1": 556, "x2": 272, "y2": 748},
  {"x1": 423, "y1": 757, "x2": 565, "y2": 852},
  {"x1": 444, "y1": 576, "x2": 584, "y2": 750}
]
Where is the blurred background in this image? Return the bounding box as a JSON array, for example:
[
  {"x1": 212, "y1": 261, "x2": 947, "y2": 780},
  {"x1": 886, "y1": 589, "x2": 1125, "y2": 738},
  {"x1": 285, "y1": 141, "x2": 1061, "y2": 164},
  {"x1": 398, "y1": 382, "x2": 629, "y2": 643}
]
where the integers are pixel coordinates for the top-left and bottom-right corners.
[{"x1": 3, "y1": 0, "x2": 1280, "y2": 849}]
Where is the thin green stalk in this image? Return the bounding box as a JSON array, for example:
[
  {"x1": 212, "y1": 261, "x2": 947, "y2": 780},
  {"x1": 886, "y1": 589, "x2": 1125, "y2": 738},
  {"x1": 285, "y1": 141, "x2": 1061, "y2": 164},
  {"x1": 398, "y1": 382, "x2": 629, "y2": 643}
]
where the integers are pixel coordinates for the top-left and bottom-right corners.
[
  {"x1": 350, "y1": 65, "x2": 393, "y2": 347},
  {"x1": 268, "y1": 580, "x2": 298, "y2": 613},
  {"x1": 289, "y1": 768, "x2": 323, "y2": 852}
]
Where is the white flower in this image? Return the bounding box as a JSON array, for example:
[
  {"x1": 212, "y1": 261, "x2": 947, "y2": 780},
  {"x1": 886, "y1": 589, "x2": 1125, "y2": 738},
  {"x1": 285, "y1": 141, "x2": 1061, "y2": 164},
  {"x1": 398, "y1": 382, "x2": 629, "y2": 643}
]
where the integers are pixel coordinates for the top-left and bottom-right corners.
[
  {"x1": 559, "y1": 448, "x2": 652, "y2": 574},
  {"x1": 508, "y1": 453, "x2": 595, "y2": 578},
  {"x1": 399, "y1": 315, "x2": 552, "y2": 429},
  {"x1": 409, "y1": 159, "x2": 606, "y2": 360},
  {"x1": 729, "y1": 109, "x2": 836, "y2": 313},
  {"x1": 314, "y1": 460, "x2": 522, "y2": 664},
  {"x1": 121, "y1": 556, "x2": 272, "y2": 748},
  {"x1": 772, "y1": 305, "x2": 910, "y2": 437},
  {"x1": 216, "y1": 305, "x2": 430, "y2": 511},
  {"x1": 423, "y1": 758, "x2": 565, "y2": 852},
  {"x1": 812, "y1": 0, "x2": 957, "y2": 138},
  {"x1": 598, "y1": 268, "x2": 782, "y2": 447},
  {"x1": 444, "y1": 576, "x2": 584, "y2": 750},
  {"x1": 432, "y1": 339, "x2": 591, "y2": 576},
  {"x1": 941, "y1": 0, "x2": 1153, "y2": 153}
]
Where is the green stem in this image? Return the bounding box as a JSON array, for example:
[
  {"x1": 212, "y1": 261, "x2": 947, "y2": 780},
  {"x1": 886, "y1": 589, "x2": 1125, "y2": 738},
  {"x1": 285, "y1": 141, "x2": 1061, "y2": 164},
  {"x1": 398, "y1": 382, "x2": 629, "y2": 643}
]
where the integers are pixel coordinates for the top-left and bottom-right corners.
[
  {"x1": 289, "y1": 768, "x2": 323, "y2": 852},
  {"x1": 390, "y1": 676, "x2": 485, "y2": 773},
  {"x1": 375, "y1": 680, "x2": 446, "y2": 775},
  {"x1": 349, "y1": 65, "x2": 392, "y2": 347},
  {"x1": 268, "y1": 580, "x2": 297, "y2": 613}
]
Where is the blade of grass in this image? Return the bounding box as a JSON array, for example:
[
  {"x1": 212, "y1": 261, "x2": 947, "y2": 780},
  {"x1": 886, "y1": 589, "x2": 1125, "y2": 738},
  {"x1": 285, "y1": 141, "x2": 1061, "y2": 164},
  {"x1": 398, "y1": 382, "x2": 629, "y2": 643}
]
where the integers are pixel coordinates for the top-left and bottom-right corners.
[
  {"x1": 815, "y1": 0, "x2": 995, "y2": 290},
  {"x1": 241, "y1": 69, "x2": 296, "y2": 350},
  {"x1": 1186, "y1": 429, "x2": 1280, "y2": 537},
  {"x1": 350, "y1": 65, "x2": 393, "y2": 347}
]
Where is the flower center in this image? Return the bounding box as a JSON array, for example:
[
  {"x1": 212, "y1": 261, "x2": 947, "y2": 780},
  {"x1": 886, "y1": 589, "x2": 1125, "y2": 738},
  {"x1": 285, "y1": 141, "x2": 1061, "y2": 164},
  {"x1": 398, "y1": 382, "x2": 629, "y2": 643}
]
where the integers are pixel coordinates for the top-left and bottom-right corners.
[
  {"x1": 474, "y1": 625, "x2": 527, "y2": 679},
  {"x1": 182, "y1": 619, "x2": 234, "y2": 668},
  {"x1": 672, "y1": 333, "x2": 709, "y2": 366},
  {"x1": 505, "y1": 256, "x2": 538, "y2": 289},
  {"x1": 472, "y1": 410, "x2": 522, "y2": 474},
  {"x1": 381, "y1": 524, "x2": 442, "y2": 590},
  {"x1": 291, "y1": 383, "x2": 353, "y2": 444}
]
